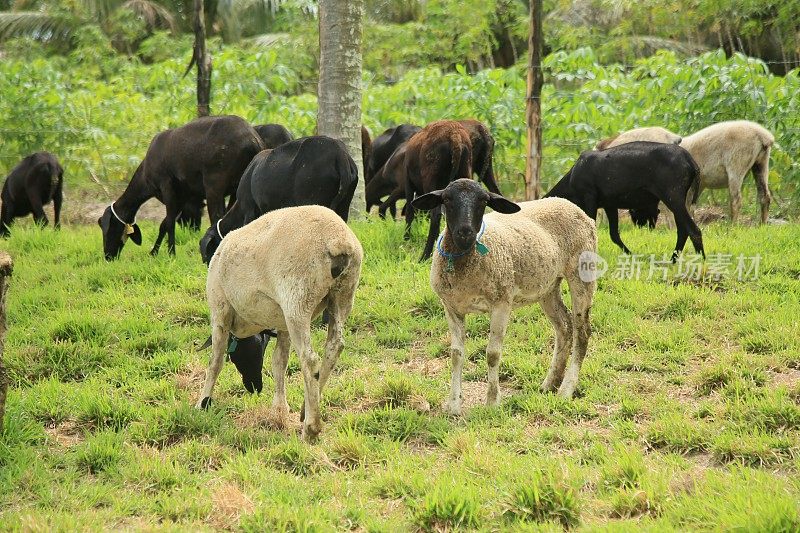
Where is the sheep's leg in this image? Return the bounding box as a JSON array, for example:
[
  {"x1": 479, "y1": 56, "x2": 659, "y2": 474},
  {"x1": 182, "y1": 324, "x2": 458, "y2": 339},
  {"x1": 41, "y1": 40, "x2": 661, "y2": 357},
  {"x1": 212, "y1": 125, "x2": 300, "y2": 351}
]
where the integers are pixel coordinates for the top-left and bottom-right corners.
[
  {"x1": 443, "y1": 305, "x2": 467, "y2": 416},
  {"x1": 753, "y1": 155, "x2": 771, "y2": 224},
  {"x1": 286, "y1": 317, "x2": 322, "y2": 442},
  {"x1": 53, "y1": 181, "x2": 63, "y2": 228},
  {"x1": 196, "y1": 322, "x2": 228, "y2": 409},
  {"x1": 605, "y1": 208, "x2": 631, "y2": 254},
  {"x1": 420, "y1": 205, "x2": 442, "y2": 261},
  {"x1": 727, "y1": 169, "x2": 744, "y2": 224},
  {"x1": 26, "y1": 185, "x2": 48, "y2": 226},
  {"x1": 270, "y1": 331, "x2": 291, "y2": 416},
  {"x1": 0, "y1": 201, "x2": 13, "y2": 237},
  {"x1": 663, "y1": 195, "x2": 705, "y2": 260},
  {"x1": 539, "y1": 285, "x2": 573, "y2": 392},
  {"x1": 403, "y1": 184, "x2": 416, "y2": 240},
  {"x1": 558, "y1": 277, "x2": 594, "y2": 399},
  {"x1": 318, "y1": 288, "x2": 354, "y2": 393},
  {"x1": 486, "y1": 303, "x2": 511, "y2": 407}
]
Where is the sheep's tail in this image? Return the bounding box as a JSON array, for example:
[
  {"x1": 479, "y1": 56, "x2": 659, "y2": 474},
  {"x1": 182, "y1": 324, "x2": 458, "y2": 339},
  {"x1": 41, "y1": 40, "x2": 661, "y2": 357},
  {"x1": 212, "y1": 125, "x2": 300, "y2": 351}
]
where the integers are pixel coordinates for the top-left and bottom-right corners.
[
  {"x1": 326, "y1": 235, "x2": 361, "y2": 280},
  {"x1": 331, "y1": 152, "x2": 359, "y2": 222},
  {"x1": 688, "y1": 154, "x2": 702, "y2": 205}
]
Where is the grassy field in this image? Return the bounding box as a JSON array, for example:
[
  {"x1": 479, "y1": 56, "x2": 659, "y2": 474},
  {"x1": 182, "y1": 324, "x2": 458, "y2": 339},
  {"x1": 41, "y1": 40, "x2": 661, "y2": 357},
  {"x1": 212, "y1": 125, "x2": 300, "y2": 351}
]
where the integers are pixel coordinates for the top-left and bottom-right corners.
[{"x1": 0, "y1": 215, "x2": 799, "y2": 531}]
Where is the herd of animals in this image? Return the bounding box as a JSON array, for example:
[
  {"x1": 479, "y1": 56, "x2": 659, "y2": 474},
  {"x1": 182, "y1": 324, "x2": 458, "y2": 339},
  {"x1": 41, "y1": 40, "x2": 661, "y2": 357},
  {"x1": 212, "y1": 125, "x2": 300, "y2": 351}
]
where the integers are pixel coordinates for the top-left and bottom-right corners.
[{"x1": 0, "y1": 115, "x2": 778, "y2": 441}]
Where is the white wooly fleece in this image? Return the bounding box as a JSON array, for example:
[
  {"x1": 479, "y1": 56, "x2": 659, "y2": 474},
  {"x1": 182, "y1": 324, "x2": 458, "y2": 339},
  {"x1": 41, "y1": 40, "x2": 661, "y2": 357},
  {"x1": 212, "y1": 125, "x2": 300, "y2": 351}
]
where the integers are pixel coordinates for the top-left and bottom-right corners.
[
  {"x1": 200, "y1": 205, "x2": 363, "y2": 442},
  {"x1": 599, "y1": 126, "x2": 682, "y2": 149},
  {"x1": 431, "y1": 197, "x2": 597, "y2": 410},
  {"x1": 680, "y1": 120, "x2": 774, "y2": 222}
]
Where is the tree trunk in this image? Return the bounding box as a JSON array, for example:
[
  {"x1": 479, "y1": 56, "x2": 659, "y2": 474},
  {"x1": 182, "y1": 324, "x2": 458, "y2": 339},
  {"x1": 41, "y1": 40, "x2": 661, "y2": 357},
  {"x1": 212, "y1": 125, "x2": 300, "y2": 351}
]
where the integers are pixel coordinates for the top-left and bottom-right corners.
[
  {"x1": 193, "y1": 0, "x2": 211, "y2": 117},
  {"x1": 0, "y1": 252, "x2": 12, "y2": 433},
  {"x1": 318, "y1": 0, "x2": 364, "y2": 219},
  {"x1": 524, "y1": 0, "x2": 543, "y2": 200}
]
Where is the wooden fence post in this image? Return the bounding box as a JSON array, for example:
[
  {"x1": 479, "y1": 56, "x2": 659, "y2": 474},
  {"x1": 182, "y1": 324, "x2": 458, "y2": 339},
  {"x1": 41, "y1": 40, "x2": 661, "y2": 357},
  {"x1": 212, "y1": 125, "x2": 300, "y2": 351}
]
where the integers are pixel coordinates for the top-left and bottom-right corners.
[{"x1": 524, "y1": 0, "x2": 544, "y2": 200}]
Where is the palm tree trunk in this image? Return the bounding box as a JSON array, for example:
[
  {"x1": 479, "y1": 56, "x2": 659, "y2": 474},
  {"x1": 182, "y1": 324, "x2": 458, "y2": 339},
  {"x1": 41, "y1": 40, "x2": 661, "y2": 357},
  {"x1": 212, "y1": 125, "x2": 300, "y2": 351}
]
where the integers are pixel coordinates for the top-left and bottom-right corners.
[
  {"x1": 0, "y1": 252, "x2": 12, "y2": 433},
  {"x1": 524, "y1": 0, "x2": 543, "y2": 200},
  {"x1": 193, "y1": 0, "x2": 211, "y2": 117},
  {"x1": 318, "y1": 0, "x2": 364, "y2": 219}
]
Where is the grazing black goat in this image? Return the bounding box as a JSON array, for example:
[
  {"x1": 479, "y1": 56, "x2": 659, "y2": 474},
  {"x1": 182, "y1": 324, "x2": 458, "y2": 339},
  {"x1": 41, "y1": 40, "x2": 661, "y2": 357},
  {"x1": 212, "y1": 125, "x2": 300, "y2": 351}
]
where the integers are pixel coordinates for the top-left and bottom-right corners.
[
  {"x1": 199, "y1": 135, "x2": 357, "y2": 264},
  {"x1": 98, "y1": 115, "x2": 263, "y2": 260},
  {"x1": 545, "y1": 141, "x2": 704, "y2": 260},
  {"x1": 254, "y1": 124, "x2": 294, "y2": 149},
  {"x1": 1, "y1": 151, "x2": 63, "y2": 236}
]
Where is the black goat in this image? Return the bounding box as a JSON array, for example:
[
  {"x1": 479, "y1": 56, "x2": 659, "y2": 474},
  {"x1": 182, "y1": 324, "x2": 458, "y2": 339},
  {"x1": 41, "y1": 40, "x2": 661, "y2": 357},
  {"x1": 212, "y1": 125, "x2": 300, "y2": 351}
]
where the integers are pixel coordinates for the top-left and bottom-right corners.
[
  {"x1": 545, "y1": 141, "x2": 703, "y2": 260},
  {"x1": 199, "y1": 135, "x2": 357, "y2": 263},
  {"x1": 98, "y1": 115, "x2": 263, "y2": 260},
  {"x1": 1, "y1": 151, "x2": 63, "y2": 236},
  {"x1": 254, "y1": 124, "x2": 294, "y2": 149}
]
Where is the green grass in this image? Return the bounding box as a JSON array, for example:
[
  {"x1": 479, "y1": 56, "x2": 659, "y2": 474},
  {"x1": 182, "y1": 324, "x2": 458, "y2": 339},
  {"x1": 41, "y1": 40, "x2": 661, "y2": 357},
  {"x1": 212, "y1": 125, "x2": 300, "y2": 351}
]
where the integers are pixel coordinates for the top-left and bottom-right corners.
[{"x1": 1, "y1": 217, "x2": 799, "y2": 530}]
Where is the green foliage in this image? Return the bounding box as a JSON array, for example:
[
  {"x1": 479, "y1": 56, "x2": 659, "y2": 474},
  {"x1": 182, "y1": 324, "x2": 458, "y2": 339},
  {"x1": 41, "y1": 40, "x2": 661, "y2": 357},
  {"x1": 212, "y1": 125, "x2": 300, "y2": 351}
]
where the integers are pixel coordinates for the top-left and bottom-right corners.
[
  {"x1": 502, "y1": 470, "x2": 581, "y2": 528},
  {"x1": 412, "y1": 483, "x2": 481, "y2": 531}
]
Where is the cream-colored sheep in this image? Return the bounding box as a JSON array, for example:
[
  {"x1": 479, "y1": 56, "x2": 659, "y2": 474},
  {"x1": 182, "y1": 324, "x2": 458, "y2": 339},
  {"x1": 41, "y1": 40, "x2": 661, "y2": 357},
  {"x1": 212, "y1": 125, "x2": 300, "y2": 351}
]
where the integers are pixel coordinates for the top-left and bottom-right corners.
[
  {"x1": 680, "y1": 120, "x2": 774, "y2": 223},
  {"x1": 196, "y1": 205, "x2": 363, "y2": 442},
  {"x1": 412, "y1": 179, "x2": 597, "y2": 414},
  {"x1": 595, "y1": 126, "x2": 682, "y2": 150}
]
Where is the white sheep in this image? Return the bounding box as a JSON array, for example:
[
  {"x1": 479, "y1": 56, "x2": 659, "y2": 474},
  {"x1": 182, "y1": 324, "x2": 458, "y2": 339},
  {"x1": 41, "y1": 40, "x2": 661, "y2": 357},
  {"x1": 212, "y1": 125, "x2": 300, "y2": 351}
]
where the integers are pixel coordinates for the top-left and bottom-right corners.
[
  {"x1": 679, "y1": 120, "x2": 774, "y2": 223},
  {"x1": 196, "y1": 205, "x2": 363, "y2": 442},
  {"x1": 595, "y1": 126, "x2": 682, "y2": 150},
  {"x1": 412, "y1": 179, "x2": 597, "y2": 414}
]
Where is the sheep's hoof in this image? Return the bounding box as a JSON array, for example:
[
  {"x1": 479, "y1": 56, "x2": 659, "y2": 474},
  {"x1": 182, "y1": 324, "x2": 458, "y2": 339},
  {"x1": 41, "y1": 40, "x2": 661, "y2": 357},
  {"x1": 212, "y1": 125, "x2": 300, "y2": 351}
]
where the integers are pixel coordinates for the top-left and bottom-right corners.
[
  {"x1": 272, "y1": 399, "x2": 290, "y2": 417},
  {"x1": 556, "y1": 383, "x2": 576, "y2": 399},
  {"x1": 539, "y1": 379, "x2": 559, "y2": 393},
  {"x1": 302, "y1": 424, "x2": 321, "y2": 444},
  {"x1": 196, "y1": 397, "x2": 212, "y2": 410}
]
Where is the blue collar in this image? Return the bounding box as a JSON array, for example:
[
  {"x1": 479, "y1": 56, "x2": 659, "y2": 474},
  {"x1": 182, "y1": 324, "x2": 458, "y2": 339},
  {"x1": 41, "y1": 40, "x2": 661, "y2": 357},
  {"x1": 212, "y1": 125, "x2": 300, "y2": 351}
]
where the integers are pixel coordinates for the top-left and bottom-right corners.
[{"x1": 436, "y1": 220, "x2": 487, "y2": 265}]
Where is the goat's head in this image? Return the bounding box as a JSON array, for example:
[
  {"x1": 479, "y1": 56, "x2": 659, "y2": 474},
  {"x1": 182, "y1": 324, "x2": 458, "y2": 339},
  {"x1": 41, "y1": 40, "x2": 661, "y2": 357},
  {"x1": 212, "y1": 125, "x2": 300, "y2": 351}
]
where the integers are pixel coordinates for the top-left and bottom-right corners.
[
  {"x1": 199, "y1": 225, "x2": 222, "y2": 264},
  {"x1": 412, "y1": 179, "x2": 520, "y2": 252},
  {"x1": 98, "y1": 205, "x2": 141, "y2": 261}
]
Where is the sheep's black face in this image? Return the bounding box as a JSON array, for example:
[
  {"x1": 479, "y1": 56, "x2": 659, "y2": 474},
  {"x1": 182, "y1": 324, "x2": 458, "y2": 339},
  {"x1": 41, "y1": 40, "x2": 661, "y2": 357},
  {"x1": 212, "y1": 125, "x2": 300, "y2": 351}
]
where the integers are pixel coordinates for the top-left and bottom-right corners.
[
  {"x1": 98, "y1": 207, "x2": 141, "y2": 261},
  {"x1": 199, "y1": 226, "x2": 222, "y2": 264},
  {"x1": 412, "y1": 178, "x2": 521, "y2": 252},
  {"x1": 229, "y1": 333, "x2": 269, "y2": 394}
]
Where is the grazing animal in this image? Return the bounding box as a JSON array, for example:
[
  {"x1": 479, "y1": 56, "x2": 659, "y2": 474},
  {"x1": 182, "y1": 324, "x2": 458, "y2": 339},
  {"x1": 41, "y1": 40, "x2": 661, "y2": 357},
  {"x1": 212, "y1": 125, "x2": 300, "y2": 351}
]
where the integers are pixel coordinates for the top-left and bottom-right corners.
[
  {"x1": 0, "y1": 151, "x2": 63, "y2": 236},
  {"x1": 98, "y1": 115, "x2": 263, "y2": 260},
  {"x1": 199, "y1": 136, "x2": 358, "y2": 264},
  {"x1": 403, "y1": 120, "x2": 473, "y2": 260},
  {"x1": 595, "y1": 126, "x2": 682, "y2": 150},
  {"x1": 545, "y1": 141, "x2": 704, "y2": 260},
  {"x1": 366, "y1": 124, "x2": 421, "y2": 185},
  {"x1": 458, "y1": 119, "x2": 501, "y2": 194},
  {"x1": 680, "y1": 121, "x2": 774, "y2": 224},
  {"x1": 412, "y1": 179, "x2": 597, "y2": 409},
  {"x1": 254, "y1": 124, "x2": 294, "y2": 148},
  {"x1": 198, "y1": 205, "x2": 363, "y2": 443},
  {"x1": 176, "y1": 198, "x2": 206, "y2": 231},
  {"x1": 197, "y1": 330, "x2": 276, "y2": 393}
]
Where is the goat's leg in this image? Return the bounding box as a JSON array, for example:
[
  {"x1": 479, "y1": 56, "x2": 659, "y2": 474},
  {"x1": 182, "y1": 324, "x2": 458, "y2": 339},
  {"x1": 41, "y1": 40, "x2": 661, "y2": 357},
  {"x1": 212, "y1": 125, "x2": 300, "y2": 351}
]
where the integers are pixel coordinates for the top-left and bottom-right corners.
[
  {"x1": 26, "y1": 186, "x2": 48, "y2": 227},
  {"x1": 420, "y1": 205, "x2": 442, "y2": 261},
  {"x1": 443, "y1": 305, "x2": 467, "y2": 416},
  {"x1": 558, "y1": 276, "x2": 595, "y2": 398},
  {"x1": 196, "y1": 322, "x2": 228, "y2": 409},
  {"x1": 53, "y1": 182, "x2": 63, "y2": 229},
  {"x1": 403, "y1": 183, "x2": 416, "y2": 240},
  {"x1": 539, "y1": 284, "x2": 573, "y2": 392},
  {"x1": 151, "y1": 205, "x2": 179, "y2": 256},
  {"x1": 753, "y1": 154, "x2": 771, "y2": 224},
  {"x1": 486, "y1": 303, "x2": 511, "y2": 407},
  {"x1": 606, "y1": 208, "x2": 631, "y2": 254},
  {"x1": 286, "y1": 317, "x2": 321, "y2": 442},
  {"x1": 270, "y1": 331, "x2": 291, "y2": 416}
]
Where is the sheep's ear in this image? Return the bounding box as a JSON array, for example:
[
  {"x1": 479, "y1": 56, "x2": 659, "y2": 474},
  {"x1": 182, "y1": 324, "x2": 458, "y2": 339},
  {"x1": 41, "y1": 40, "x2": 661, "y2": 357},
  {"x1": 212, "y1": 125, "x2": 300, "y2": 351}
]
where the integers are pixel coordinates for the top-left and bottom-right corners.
[
  {"x1": 487, "y1": 193, "x2": 521, "y2": 214},
  {"x1": 130, "y1": 224, "x2": 142, "y2": 245},
  {"x1": 411, "y1": 190, "x2": 444, "y2": 211}
]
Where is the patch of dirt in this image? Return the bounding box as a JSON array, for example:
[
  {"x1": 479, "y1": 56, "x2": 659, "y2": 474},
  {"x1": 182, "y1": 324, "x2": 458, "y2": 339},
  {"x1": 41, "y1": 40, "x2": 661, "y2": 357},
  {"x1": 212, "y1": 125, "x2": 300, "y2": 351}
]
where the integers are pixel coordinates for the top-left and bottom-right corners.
[
  {"x1": 44, "y1": 420, "x2": 83, "y2": 447},
  {"x1": 78, "y1": 198, "x2": 171, "y2": 225},
  {"x1": 234, "y1": 404, "x2": 299, "y2": 433},
  {"x1": 401, "y1": 354, "x2": 448, "y2": 377},
  {"x1": 209, "y1": 481, "x2": 255, "y2": 530},
  {"x1": 459, "y1": 380, "x2": 518, "y2": 411},
  {"x1": 768, "y1": 369, "x2": 800, "y2": 389},
  {"x1": 175, "y1": 363, "x2": 207, "y2": 393}
]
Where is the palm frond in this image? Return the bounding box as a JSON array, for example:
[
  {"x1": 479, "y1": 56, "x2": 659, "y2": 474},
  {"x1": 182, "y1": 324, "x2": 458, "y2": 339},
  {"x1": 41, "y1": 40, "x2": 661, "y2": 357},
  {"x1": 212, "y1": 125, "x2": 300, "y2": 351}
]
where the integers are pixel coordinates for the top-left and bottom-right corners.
[
  {"x1": 121, "y1": 0, "x2": 176, "y2": 30},
  {"x1": 0, "y1": 11, "x2": 76, "y2": 44},
  {"x1": 247, "y1": 31, "x2": 291, "y2": 48}
]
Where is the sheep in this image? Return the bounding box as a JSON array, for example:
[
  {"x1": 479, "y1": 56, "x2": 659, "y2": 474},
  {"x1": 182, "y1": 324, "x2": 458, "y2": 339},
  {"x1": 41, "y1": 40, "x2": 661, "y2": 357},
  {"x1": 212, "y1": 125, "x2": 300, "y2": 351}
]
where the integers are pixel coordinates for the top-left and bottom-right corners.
[
  {"x1": 411, "y1": 179, "x2": 597, "y2": 413},
  {"x1": 197, "y1": 205, "x2": 363, "y2": 442},
  {"x1": 545, "y1": 141, "x2": 704, "y2": 260},
  {"x1": 403, "y1": 120, "x2": 473, "y2": 260},
  {"x1": 679, "y1": 120, "x2": 774, "y2": 224},
  {"x1": 1, "y1": 151, "x2": 63, "y2": 237},
  {"x1": 595, "y1": 126, "x2": 682, "y2": 150}
]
